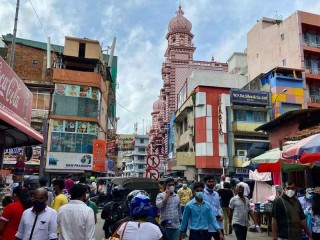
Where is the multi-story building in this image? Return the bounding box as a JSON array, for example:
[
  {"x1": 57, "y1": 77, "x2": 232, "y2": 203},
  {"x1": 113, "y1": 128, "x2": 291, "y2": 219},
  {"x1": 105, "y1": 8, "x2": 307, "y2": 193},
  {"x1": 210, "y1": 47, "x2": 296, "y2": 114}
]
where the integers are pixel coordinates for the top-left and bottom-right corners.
[
  {"x1": 46, "y1": 37, "x2": 115, "y2": 178},
  {"x1": 121, "y1": 135, "x2": 149, "y2": 177},
  {"x1": 247, "y1": 11, "x2": 320, "y2": 110},
  {"x1": 148, "y1": 5, "x2": 228, "y2": 168}
]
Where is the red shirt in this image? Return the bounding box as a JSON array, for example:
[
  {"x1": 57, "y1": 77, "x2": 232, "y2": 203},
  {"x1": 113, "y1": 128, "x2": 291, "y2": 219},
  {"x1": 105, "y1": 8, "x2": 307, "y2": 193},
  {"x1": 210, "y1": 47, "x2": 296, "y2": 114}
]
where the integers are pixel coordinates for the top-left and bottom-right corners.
[{"x1": 1, "y1": 201, "x2": 25, "y2": 240}]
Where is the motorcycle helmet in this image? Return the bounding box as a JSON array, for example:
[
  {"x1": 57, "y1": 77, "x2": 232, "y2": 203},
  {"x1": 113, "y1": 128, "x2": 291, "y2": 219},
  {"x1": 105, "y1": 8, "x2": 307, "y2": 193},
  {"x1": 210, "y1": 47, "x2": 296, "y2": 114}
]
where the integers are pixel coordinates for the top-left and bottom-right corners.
[
  {"x1": 89, "y1": 176, "x2": 96, "y2": 183},
  {"x1": 129, "y1": 194, "x2": 153, "y2": 218},
  {"x1": 126, "y1": 190, "x2": 149, "y2": 203}
]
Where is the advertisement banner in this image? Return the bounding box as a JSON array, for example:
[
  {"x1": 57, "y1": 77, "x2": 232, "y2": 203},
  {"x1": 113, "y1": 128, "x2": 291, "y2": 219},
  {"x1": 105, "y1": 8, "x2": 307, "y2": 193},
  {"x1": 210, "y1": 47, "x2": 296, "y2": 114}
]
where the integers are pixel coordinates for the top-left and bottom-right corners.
[
  {"x1": 46, "y1": 152, "x2": 93, "y2": 170},
  {"x1": 3, "y1": 147, "x2": 41, "y2": 165},
  {"x1": 117, "y1": 134, "x2": 135, "y2": 151},
  {"x1": 92, "y1": 139, "x2": 106, "y2": 171},
  {"x1": 231, "y1": 89, "x2": 269, "y2": 105},
  {"x1": 0, "y1": 57, "x2": 33, "y2": 125}
]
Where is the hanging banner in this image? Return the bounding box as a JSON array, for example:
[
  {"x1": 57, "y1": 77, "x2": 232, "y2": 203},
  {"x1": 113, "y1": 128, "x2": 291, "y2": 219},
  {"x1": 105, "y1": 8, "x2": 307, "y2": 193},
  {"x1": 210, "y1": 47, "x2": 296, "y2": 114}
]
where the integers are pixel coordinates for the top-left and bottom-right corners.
[
  {"x1": 92, "y1": 139, "x2": 106, "y2": 171},
  {"x1": 46, "y1": 152, "x2": 92, "y2": 170}
]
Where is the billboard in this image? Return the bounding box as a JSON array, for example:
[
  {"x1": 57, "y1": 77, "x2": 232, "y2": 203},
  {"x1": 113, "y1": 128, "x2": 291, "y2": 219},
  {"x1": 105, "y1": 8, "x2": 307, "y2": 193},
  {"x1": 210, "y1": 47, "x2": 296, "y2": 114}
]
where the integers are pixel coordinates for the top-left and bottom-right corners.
[
  {"x1": 0, "y1": 57, "x2": 33, "y2": 125},
  {"x1": 231, "y1": 89, "x2": 269, "y2": 105},
  {"x1": 117, "y1": 134, "x2": 135, "y2": 151},
  {"x1": 46, "y1": 152, "x2": 92, "y2": 170}
]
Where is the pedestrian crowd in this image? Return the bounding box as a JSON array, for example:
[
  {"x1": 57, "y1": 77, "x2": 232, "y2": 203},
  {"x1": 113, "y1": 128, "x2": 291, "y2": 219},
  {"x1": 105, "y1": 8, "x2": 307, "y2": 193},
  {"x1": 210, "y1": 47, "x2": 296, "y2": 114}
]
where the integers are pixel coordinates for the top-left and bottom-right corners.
[
  {"x1": 0, "y1": 174, "x2": 98, "y2": 240},
  {"x1": 1, "y1": 174, "x2": 319, "y2": 240}
]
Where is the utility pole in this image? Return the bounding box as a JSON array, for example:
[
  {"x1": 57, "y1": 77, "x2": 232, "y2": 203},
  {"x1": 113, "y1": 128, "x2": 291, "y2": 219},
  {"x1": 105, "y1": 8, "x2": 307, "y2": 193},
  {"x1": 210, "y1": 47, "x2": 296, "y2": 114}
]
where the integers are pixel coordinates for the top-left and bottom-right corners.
[{"x1": 9, "y1": 0, "x2": 20, "y2": 69}]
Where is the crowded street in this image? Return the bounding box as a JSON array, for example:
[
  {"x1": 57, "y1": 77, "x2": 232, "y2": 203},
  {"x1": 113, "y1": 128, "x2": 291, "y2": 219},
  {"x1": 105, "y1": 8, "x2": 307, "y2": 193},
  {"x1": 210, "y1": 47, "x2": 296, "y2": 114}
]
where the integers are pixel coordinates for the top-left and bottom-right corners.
[{"x1": 1, "y1": 1, "x2": 320, "y2": 240}]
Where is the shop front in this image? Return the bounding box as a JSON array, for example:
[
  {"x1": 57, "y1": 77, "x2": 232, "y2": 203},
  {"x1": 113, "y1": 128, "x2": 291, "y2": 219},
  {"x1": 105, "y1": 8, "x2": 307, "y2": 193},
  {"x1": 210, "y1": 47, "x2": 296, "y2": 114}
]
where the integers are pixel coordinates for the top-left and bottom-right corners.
[{"x1": 0, "y1": 56, "x2": 43, "y2": 181}]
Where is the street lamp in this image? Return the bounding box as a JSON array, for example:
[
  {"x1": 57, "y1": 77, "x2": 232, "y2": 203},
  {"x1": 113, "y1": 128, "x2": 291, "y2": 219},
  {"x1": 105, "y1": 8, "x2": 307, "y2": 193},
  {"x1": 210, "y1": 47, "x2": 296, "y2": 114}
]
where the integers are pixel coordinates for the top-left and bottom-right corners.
[{"x1": 273, "y1": 89, "x2": 287, "y2": 119}]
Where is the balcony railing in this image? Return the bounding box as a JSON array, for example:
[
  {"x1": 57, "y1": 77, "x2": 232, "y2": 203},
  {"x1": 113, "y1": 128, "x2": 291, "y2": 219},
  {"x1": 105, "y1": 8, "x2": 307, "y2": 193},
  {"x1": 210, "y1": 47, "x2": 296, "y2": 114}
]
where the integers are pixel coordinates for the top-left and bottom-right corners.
[
  {"x1": 305, "y1": 67, "x2": 320, "y2": 75},
  {"x1": 309, "y1": 95, "x2": 320, "y2": 103},
  {"x1": 304, "y1": 39, "x2": 320, "y2": 48}
]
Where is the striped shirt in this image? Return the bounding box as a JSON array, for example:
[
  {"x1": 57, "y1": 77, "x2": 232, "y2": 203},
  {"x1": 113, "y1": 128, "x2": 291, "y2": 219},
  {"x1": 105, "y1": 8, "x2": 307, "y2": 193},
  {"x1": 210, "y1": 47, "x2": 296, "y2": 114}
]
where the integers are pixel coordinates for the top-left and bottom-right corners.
[
  {"x1": 229, "y1": 195, "x2": 251, "y2": 227},
  {"x1": 156, "y1": 192, "x2": 181, "y2": 229}
]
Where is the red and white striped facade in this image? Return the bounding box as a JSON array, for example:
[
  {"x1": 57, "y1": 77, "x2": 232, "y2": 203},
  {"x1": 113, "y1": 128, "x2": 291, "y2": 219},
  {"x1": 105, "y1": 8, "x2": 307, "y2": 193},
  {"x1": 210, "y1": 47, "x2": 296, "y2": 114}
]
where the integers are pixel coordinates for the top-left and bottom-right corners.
[{"x1": 148, "y1": 6, "x2": 228, "y2": 165}]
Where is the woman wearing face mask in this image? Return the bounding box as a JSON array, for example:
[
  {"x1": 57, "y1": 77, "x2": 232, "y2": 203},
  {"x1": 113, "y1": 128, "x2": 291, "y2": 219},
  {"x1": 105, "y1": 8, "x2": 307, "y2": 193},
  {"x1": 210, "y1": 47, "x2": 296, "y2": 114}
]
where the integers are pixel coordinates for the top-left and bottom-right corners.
[
  {"x1": 179, "y1": 182, "x2": 224, "y2": 240},
  {"x1": 0, "y1": 186, "x2": 32, "y2": 240}
]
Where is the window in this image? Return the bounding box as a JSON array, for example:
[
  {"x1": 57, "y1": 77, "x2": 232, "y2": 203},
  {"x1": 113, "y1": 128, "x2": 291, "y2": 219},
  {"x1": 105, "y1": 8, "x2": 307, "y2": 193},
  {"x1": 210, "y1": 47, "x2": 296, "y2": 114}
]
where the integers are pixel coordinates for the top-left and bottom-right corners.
[
  {"x1": 79, "y1": 43, "x2": 86, "y2": 58},
  {"x1": 184, "y1": 118, "x2": 188, "y2": 132},
  {"x1": 253, "y1": 111, "x2": 266, "y2": 122},
  {"x1": 52, "y1": 84, "x2": 101, "y2": 119},
  {"x1": 280, "y1": 33, "x2": 284, "y2": 41},
  {"x1": 138, "y1": 165, "x2": 145, "y2": 169},
  {"x1": 138, "y1": 147, "x2": 145, "y2": 152},
  {"x1": 179, "y1": 122, "x2": 183, "y2": 135},
  {"x1": 282, "y1": 59, "x2": 286, "y2": 66},
  {"x1": 32, "y1": 60, "x2": 38, "y2": 66},
  {"x1": 138, "y1": 156, "x2": 145, "y2": 161},
  {"x1": 234, "y1": 110, "x2": 247, "y2": 121},
  {"x1": 140, "y1": 139, "x2": 144, "y2": 144},
  {"x1": 32, "y1": 92, "x2": 50, "y2": 110}
]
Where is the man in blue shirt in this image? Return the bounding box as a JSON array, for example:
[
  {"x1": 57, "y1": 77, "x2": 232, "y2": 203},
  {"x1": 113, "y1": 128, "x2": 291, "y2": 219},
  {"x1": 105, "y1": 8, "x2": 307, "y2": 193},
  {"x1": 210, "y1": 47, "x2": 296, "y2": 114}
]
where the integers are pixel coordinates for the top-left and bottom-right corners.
[
  {"x1": 179, "y1": 182, "x2": 224, "y2": 240},
  {"x1": 203, "y1": 174, "x2": 224, "y2": 240}
]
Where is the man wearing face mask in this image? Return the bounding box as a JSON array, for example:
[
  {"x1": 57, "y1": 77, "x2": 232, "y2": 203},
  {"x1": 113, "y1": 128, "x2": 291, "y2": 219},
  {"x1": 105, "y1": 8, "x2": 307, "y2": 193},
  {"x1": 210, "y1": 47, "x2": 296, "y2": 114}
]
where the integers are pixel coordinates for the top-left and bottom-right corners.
[
  {"x1": 202, "y1": 174, "x2": 224, "y2": 240},
  {"x1": 156, "y1": 178, "x2": 181, "y2": 240},
  {"x1": 229, "y1": 185, "x2": 258, "y2": 240},
  {"x1": 177, "y1": 179, "x2": 192, "y2": 215},
  {"x1": 16, "y1": 188, "x2": 57, "y2": 240},
  {"x1": 298, "y1": 188, "x2": 314, "y2": 210},
  {"x1": 58, "y1": 184, "x2": 95, "y2": 240},
  {"x1": 272, "y1": 181, "x2": 312, "y2": 240},
  {"x1": 179, "y1": 182, "x2": 224, "y2": 240}
]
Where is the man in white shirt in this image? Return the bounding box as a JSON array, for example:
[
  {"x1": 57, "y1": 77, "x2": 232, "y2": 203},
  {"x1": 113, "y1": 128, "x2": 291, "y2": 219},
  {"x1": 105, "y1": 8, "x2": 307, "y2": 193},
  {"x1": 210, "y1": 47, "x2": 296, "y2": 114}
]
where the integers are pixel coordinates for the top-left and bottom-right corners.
[
  {"x1": 58, "y1": 184, "x2": 95, "y2": 240},
  {"x1": 16, "y1": 188, "x2": 57, "y2": 240},
  {"x1": 238, "y1": 177, "x2": 250, "y2": 198}
]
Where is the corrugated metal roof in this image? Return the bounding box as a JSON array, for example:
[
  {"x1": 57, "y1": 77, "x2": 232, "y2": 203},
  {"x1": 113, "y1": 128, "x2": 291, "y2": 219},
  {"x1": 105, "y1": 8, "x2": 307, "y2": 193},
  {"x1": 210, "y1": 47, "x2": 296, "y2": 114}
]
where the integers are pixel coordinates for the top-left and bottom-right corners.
[{"x1": 2, "y1": 34, "x2": 64, "y2": 53}]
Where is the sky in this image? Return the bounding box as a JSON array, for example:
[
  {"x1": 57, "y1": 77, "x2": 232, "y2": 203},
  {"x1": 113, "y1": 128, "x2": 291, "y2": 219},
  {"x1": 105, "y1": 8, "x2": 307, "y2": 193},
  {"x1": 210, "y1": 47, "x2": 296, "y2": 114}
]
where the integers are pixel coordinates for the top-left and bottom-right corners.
[{"x1": 1, "y1": 0, "x2": 320, "y2": 135}]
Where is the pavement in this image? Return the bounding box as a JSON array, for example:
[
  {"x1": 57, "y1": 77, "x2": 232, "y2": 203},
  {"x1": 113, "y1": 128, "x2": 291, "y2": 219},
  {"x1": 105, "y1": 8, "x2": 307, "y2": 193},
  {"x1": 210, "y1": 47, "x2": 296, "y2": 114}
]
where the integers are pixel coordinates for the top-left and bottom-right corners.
[{"x1": 95, "y1": 210, "x2": 273, "y2": 240}]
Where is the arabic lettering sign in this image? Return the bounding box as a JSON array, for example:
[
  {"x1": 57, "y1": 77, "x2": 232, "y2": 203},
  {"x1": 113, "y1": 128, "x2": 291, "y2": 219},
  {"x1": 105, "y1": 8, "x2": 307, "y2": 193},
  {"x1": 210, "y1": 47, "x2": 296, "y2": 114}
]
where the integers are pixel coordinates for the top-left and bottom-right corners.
[
  {"x1": 231, "y1": 90, "x2": 269, "y2": 105},
  {"x1": 46, "y1": 152, "x2": 92, "y2": 170},
  {"x1": 92, "y1": 139, "x2": 106, "y2": 171},
  {"x1": 0, "y1": 56, "x2": 32, "y2": 125}
]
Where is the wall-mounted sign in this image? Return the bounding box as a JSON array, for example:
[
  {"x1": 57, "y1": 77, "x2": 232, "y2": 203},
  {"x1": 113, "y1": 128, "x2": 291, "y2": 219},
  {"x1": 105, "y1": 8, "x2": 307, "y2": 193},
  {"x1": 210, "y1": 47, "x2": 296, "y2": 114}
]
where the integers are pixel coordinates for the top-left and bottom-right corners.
[
  {"x1": 0, "y1": 57, "x2": 32, "y2": 125},
  {"x1": 92, "y1": 139, "x2": 106, "y2": 171},
  {"x1": 117, "y1": 134, "x2": 135, "y2": 151},
  {"x1": 231, "y1": 90, "x2": 269, "y2": 105},
  {"x1": 46, "y1": 152, "x2": 92, "y2": 170}
]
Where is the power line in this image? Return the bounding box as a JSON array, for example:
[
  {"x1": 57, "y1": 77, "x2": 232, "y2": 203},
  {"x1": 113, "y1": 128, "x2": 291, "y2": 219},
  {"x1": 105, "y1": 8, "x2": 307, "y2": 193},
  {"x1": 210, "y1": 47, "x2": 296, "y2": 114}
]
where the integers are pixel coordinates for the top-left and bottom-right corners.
[
  {"x1": 27, "y1": 0, "x2": 48, "y2": 38},
  {"x1": 116, "y1": 101, "x2": 151, "y2": 120}
]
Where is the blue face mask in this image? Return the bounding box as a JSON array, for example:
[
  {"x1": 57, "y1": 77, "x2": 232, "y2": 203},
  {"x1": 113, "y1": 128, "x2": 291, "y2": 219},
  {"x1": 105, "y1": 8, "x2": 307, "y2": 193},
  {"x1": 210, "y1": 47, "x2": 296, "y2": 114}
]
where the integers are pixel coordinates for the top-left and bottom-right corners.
[
  {"x1": 306, "y1": 193, "x2": 313, "y2": 200},
  {"x1": 195, "y1": 191, "x2": 204, "y2": 200}
]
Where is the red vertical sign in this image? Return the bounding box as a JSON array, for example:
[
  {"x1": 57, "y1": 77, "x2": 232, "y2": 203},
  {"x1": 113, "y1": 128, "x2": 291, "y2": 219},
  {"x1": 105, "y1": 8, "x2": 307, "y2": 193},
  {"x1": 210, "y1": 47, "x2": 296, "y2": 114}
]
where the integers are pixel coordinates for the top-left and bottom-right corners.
[{"x1": 92, "y1": 139, "x2": 106, "y2": 171}]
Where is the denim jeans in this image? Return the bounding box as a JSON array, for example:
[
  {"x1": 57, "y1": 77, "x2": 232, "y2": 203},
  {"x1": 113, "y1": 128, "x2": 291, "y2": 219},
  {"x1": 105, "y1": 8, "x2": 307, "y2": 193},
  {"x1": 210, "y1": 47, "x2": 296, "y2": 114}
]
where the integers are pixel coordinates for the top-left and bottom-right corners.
[
  {"x1": 233, "y1": 224, "x2": 248, "y2": 240},
  {"x1": 165, "y1": 228, "x2": 180, "y2": 240}
]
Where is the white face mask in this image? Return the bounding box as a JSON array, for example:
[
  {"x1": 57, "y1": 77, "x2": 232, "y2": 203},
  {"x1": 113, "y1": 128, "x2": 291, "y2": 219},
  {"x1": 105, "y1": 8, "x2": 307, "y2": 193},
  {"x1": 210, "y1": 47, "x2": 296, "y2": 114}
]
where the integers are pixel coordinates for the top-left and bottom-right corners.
[
  {"x1": 169, "y1": 186, "x2": 175, "y2": 193},
  {"x1": 285, "y1": 190, "x2": 295, "y2": 198}
]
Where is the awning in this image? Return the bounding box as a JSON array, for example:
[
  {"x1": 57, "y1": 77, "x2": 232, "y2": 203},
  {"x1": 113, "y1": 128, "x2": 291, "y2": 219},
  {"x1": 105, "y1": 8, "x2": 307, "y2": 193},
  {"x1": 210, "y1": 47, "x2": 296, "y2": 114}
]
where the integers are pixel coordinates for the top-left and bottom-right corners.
[{"x1": 0, "y1": 109, "x2": 43, "y2": 148}]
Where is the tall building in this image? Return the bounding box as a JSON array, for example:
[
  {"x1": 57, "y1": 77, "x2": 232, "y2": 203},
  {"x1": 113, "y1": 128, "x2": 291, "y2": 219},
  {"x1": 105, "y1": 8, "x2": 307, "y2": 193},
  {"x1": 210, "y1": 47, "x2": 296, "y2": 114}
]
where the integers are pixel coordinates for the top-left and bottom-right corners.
[
  {"x1": 119, "y1": 134, "x2": 149, "y2": 177},
  {"x1": 148, "y1": 5, "x2": 228, "y2": 167},
  {"x1": 247, "y1": 11, "x2": 320, "y2": 111},
  {"x1": 1, "y1": 35, "x2": 117, "y2": 177}
]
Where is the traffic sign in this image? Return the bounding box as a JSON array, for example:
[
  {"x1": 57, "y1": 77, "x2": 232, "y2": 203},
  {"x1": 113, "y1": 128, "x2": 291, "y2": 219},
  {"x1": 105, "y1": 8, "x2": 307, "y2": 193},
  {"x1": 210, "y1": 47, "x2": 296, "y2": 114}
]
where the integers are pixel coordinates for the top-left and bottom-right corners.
[
  {"x1": 145, "y1": 168, "x2": 160, "y2": 180},
  {"x1": 147, "y1": 155, "x2": 160, "y2": 168}
]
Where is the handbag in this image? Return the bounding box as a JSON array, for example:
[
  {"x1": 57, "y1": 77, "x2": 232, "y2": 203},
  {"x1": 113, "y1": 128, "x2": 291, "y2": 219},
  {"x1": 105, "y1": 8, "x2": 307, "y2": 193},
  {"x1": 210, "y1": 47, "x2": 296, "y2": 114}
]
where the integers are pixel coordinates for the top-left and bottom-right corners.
[{"x1": 108, "y1": 221, "x2": 129, "y2": 240}]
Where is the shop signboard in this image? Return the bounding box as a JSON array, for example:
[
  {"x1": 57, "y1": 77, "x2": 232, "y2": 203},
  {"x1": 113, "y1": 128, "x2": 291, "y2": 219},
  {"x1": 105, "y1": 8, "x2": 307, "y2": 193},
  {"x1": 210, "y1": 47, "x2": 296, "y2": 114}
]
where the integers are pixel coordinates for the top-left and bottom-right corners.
[
  {"x1": 231, "y1": 89, "x2": 269, "y2": 105},
  {"x1": 117, "y1": 134, "x2": 135, "y2": 151},
  {"x1": 46, "y1": 152, "x2": 93, "y2": 170},
  {"x1": 0, "y1": 57, "x2": 33, "y2": 125},
  {"x1": 92, "y1": 139, "x2": 106, "y2": 171}
]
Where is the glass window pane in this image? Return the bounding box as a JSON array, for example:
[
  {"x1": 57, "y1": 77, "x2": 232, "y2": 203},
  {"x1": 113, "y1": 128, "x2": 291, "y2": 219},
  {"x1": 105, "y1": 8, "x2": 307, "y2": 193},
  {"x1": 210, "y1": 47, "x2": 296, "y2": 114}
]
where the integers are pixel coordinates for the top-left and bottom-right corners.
[
  {"x1": 44, "y1": 94, "x2": 50, "y2": 110},
  {"x1": 32, "y1": 93, "x2": 37, "y2": 109},
  {"x1": 37, "y1": 94, "x2": 45, "y2": 109}
]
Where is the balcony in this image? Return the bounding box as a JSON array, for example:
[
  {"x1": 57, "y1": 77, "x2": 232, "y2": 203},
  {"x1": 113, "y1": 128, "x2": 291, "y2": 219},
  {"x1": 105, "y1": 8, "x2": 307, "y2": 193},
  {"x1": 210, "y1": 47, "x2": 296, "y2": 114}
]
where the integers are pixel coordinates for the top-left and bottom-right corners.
[
  {"x1": 176, "y1": 130, "x2": 192, "y2": 149},
  {"x1": 232, "y1": 122, "x2": 265, "y2": 133},
  {"x1": 53, "y1": 68, "x2": 104, "y2": 89},
  {"x1": 176, "y1": 152, "x2": 195, "y2": 166}
]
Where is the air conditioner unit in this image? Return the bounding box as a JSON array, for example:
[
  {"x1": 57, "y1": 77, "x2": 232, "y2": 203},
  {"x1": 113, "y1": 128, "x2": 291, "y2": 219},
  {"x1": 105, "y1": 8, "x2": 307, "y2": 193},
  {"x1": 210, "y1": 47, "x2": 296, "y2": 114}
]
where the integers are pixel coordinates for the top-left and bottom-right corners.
[{"x1": 237, "y1": 150, "x2": 247, "y2": 157}]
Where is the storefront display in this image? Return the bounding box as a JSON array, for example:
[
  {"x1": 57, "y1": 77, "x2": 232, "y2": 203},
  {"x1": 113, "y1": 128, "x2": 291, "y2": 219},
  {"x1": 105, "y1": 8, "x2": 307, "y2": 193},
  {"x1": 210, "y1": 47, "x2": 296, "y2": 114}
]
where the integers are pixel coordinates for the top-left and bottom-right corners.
[{"x1": 50, "y1": 119, "x2": 97, "y2": 153}]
